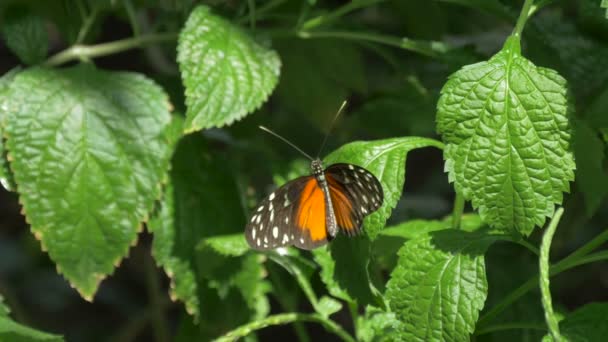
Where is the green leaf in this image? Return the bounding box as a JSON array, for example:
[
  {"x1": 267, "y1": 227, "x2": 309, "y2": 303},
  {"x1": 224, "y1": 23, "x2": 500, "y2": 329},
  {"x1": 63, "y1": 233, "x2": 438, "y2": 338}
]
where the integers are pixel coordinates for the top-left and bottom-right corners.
[
  {"x1": 0, "y1": 68, "x2": 19, "y2": 191},
  {"x1": 0, "y1": 295, "x2": 64, "y2": 341},
  {"x1": 386, "y1": 229, "x2": 497, "y2": 341},
  {"x1": 543, "y1": 303, "x2": 608, "y2": 342},
  {"x1": 3, "y1": 65, "x2": 176, "y2": 300},
  {"x1": 324, "y1": 137, "x2": 444, "y2": 239},
  {"x1": 357, "y1": 306, "x2": 402, "y2": 342},
  {"x1": 149, "y1": 133, "x2": 249, "y2": 320},
  {"x1": 313, "y1": 245, "x2": 352, "y2": 303},
  {"x1": 437, "y1": 38, "x2": 575, "y2": 235},
  {"x1": 0, "y1": 295, "x2": 9, "y2": 317},
  {"x1": 573, "y1": 121, "x2": 608, "y2": 216},
  {"x1": 380, "y1": 214, "x2": 484, "y2": 240},
  {"x1": 317, "y1": 296, "x2": 343, "y2": 318},
  {"x1": 177, "y1": 5, "x2": 280, "y2": 132},
  {"x1": 198, "y1": 234, "x2": 250, "y2": 257},
  {"x1": 1, "y1": 7, "x2": 48, "y2": 65}
]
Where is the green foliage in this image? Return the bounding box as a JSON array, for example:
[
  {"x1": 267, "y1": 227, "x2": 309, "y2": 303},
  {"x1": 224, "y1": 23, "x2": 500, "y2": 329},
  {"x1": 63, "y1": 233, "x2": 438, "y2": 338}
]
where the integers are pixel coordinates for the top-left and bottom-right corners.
[
  {"x1": 324, "y1": 137, "x2": 444, "y2": 240},
  {"x1": 386, "y1": 229, "x2": 497, "y2": 341},
  {"x1": 543, "y1": 303, "x2": 608, "y2": 342},
  {"x1": 0, "y1": 295, "x2": 64, "y2": 341},
  {"x1": 1, "y1": 7, "x2": 48, "y2": 65},
  {"x1": 3, "y1": 65, "x2": 177, "y2": 299},
  {"x1": 437, "y1": 37, "x2": 575, "y2": 235},
  {"x1": 177, "y1": 5, "x2": 280, "y2": 132},
  {"x1": 0, "y1": 0, "x2": 607, "y2": 340}
]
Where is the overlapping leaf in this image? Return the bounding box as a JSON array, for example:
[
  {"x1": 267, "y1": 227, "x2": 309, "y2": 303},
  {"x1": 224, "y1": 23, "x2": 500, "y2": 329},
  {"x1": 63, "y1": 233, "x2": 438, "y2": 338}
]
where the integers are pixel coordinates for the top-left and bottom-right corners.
[
  {"x1": 3, "y1": 65, "x2": 176, "y2": 299},
  {"x1": 386, "y1": 229, "x2": 496, "y2": 341},
  {"x1": 177, "y1": 5, "x2": 280, "y2": 132},
  {"x1": 324, "y1": 137, "x2": 444, "y2": 239},
  {"x1": 437, "y1": 38, "x2": 575, "y2": 235},
  {"x1": 1, "y1": 8, "x2": 48, "y2": 65},
  {"x1": 149, "y1": 134, "x2": 268, "y2": 324}
]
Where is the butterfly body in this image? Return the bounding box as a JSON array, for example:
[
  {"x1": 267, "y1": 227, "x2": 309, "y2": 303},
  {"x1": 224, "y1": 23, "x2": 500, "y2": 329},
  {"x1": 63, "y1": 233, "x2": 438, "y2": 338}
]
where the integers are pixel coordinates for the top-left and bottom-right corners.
[{"x1": 246, "y1": 159, "x2": 383, "y2": 251}]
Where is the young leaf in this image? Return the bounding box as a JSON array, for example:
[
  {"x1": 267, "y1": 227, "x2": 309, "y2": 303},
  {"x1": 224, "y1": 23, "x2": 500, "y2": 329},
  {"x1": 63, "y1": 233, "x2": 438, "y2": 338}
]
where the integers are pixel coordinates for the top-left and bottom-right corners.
[
  {"x1": 177, "y1": 5, "x2": 280, "y2": 132},
  {"x1": 357, "y1": 306, "x2": 402, "y2": 342},
  {"x1": 317, "y1": 296, "x2": 343, "y2": 318},
  {"x1": 386, "y1": 229, "x2": 497, "y2": 341},
  {"x1": 380, "y1": 214, "x2": 484, "y2": 240},
  {"x1": 149, "y1": 134, "x2": 248, "y2": 320},
  {"x1": 0, "y1": 295, "x2": 64, "y2": 341},
  {"x1": 543, "y1": 303, "x2": 608, "y2": 341},
  {"x1": 198, "y1": 234, "x2": 250, "y2": 257},
  {"x1": 323, "y1": 137, "x2": 444, "y2": 240},
  {"x1": 0, "y1": 68, "x2": 19, "y2": 191},
  {"x1": 1, "y1": 8, "x2": 48, "y2": 65},
  {"x1": 3, "y1": 65, "x2": 176, "y2": 300},
  {"x1": 437, "y1": 38, "x2": 575, "y2": 235}
]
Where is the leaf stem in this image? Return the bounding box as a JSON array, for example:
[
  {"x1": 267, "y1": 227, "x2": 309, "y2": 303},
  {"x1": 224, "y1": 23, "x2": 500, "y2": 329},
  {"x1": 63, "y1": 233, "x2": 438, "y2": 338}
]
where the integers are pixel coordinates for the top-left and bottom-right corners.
[
  {"x1": 348, "y1": 302, "x2": 359, "y2": 340},
  {"x1": 44, "y1": 33, "x2": 178, "y2": 67},
  {"x1": 302, "y1": 0, "x2": 386, "y2": 29},
  {"x1": 539, "y1": 208, "x2": 565, "y2": 341},
  {"x1": 512, "y1": 0, "x2": 535, "y2": 38},
  {"x1": 123, "y1": 0, "x2": 141, "y2": 37},
  {"x1": 451, "y1": 192, "x2": 465, "y2": 229},
  {"x1": 268, "y1": 254, "x2": 319, "y2": 309},
  {"x1": 297, "y1": 30, "x2": 448, "y2": 58},
  {"x1": 515, "y1": 238, "x2": 540, "y2": 256},
  {"x1": 213, "y1": 313, "x2": 356, "y2": 342},
  {"x1": 76, "y1": 6, "x2": 99, "y2": 45},
  {"x1": 477, "y1": 247, "x2": 608, "y2": 329}
]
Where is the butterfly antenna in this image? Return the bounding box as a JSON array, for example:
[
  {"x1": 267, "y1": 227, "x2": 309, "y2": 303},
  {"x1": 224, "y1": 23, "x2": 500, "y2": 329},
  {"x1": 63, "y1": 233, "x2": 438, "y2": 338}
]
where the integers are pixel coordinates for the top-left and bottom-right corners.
[
  {"x1": 259, "y1": 126, "x2": 314, "y2": 161},
  {"x1": 316, "y1": 100, "x2": 348, "y2": 158}
]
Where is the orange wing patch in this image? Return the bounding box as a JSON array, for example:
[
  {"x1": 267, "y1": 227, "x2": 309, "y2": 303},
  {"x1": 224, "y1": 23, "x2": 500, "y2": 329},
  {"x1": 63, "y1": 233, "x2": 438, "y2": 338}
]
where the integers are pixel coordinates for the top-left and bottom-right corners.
[
  {"x1": 327, "y1": 175, "x2": 355, "y2": 231},
  {"x1": 296, "y1": 179, "x2": 327, "y2": 241}
]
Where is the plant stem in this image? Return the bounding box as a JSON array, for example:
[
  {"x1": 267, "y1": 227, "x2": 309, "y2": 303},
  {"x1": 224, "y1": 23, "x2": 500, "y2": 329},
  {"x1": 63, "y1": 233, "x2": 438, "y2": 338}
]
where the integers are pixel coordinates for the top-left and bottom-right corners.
[
  {"x1": 539, "y1": 208, "x2": 564, "y2": 341},
  {"x1": 512, "y1": 0, "x2": 535, "y2": 38},
  {"x1": 349, "y1": 302, "x2": 359, "y2": 340},
  {"x1": 477, "y1": 249, "x2": 608, "y2": 329},
  {"x1": 302, "y1": 0, "x2": 386, "y2": 29},
  {"x1": 76, "y1": 6, "x2": 99, "y2": 45},
  {"x1": 213, "y1": 313, "x2": 356, "y2": 342},
  {"x1": 123, "y1": 0, "x2": 141, "y2": 37},
  {"x1": 515, "y1": 239, "x2": 540, "y2": 256},
  {"x1": 236, "y1": 0, "x2": 287, "y2": 24},
  {"x1": 451, "y1": 192, "x2": 465, "y2": 229},
  {"x1": 475, "y1": 322, "x2": 546, "y2": 336},
  {"x1": 297, "y1": 30, "x2": 448, "y2": 58},
  {"x1": 145, "y1": 256, "x2": 170, "y2": 342},
  {"x1": 44, "y1": 33, "x2": 177, "y2": 67},
  {"x1": 247, "y1": 0, "x2": 256, "y2": 29},
  {"x1": 268, "y1": 254, "x2": 319, "y2": 309}
]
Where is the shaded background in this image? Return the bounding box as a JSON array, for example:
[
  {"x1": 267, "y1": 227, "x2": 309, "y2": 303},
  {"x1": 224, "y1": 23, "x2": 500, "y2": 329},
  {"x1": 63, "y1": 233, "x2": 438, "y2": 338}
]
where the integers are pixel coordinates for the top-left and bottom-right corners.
[{"x1": 1, "y1": 0, "x2": 608, "y2": 341}]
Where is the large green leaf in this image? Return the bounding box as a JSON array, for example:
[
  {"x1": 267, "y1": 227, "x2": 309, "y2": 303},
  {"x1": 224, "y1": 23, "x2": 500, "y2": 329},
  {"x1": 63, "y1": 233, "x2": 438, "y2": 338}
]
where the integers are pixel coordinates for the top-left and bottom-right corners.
[
  {"x1": 437, "y1": 37, "x2": 575, "y2": 235},
  {"x1": 149, "y1": 134, "x2": 258, "y2": 323},
  {"x1": 0, "y1": 68, "x2": 19, "y2": 191},
  {"x1": 323, "y1": 137, "x2": 444, "y2": 239},
  {"x1": 386, "y1": 229, "x2": 497, "y2": 341},
  {"x1": 0, "y1": 295, "x2": 64, "y2": 341},
  {"x1": 543, "y1": 303, "x2": 608, "y2": 342},
  {"x1": 1, "y1": 7, "x2": 48, "y2": 65},
  {"x1": 3, "y1": 65, "x2": 176, "y2": 299},
  {"x1": 177, "y1": 5, "x2": 280, "y2": 132}
]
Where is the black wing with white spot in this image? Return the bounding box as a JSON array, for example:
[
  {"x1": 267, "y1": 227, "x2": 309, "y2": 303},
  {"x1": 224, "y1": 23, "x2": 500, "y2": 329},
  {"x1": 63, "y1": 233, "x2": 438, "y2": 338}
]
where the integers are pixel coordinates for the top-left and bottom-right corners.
[
  {"x1": 325, "y1": 163, "x2": 383, "y2": 235},
  {"x1": 245, "y1": 176, "x2": 310, "y2": 250}
]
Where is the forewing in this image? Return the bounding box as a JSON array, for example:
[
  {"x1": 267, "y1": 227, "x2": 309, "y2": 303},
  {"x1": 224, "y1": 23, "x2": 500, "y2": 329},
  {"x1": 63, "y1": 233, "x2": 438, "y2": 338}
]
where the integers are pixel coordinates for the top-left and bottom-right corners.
[
  {"x1": 245, "y1": 176, "x2": 309, "y2": 250},
  {"x1": 292, "y1": 178, "x2": 329, "y2": 250},
  {"x1": 325, "y1": 163, "x2": 384, "y2": 235}
]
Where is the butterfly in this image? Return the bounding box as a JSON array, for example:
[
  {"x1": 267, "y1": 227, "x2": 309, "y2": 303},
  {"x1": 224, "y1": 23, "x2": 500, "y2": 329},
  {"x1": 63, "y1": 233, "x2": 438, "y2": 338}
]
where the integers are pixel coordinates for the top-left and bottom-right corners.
[
  {"x1": 245, "y1": 158, "x2": 383, "y2": 250},
  {"x1": 245, "y1": 101, "x2": 383, "y2": 251}
]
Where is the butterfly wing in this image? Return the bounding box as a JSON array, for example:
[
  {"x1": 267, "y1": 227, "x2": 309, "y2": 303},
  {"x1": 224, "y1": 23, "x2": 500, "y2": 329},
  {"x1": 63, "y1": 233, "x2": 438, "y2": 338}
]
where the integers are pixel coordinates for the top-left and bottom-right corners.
[
  {"x1": 245, "y1": 176, "x2": 329, "y2": 250},
  {"x1": 325, "y1": 163, "x2": 384, "y2": 236}
]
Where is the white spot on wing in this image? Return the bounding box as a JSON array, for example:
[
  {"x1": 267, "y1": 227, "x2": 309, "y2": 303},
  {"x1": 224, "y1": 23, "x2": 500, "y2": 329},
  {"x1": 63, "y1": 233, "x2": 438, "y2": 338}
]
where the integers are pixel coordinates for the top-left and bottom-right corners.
[
  {"x1": 270, "y1": 210, "x2": 274, "y2": 222},
  {"x1": 282, "y1": 235, "x2": 289, "y2": 243},
  {"x1": 362, "y1": 195, "x2": 368, "y2": 203},
  {"x1": 257, "y1": 205, "x2": 264, "y2": 212},
  {"x1": 285, "y1": 216, "x2": 289, "y2": 224},
  {"x1": 269, "y1": 192, "x2": 275, "y2": 200},
  {"x1": 252, "y1": 228, "x2": 256, "y2": 239},
  {"x1": 361, "y1": 206, "x2": 368, "y2": 214},
  {"x1": 272, "y1": 226, "x2": 279, "y2": 238},
  {"x1": 256, "y1": 215, "x2": 261, "y2": 224},
  {"x1": 348, "y1": 165, "x2": 354, "y2": 170}
]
